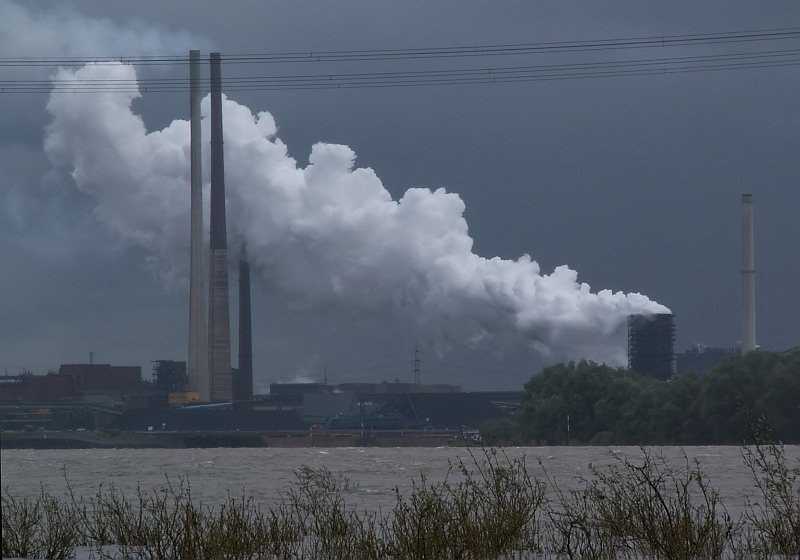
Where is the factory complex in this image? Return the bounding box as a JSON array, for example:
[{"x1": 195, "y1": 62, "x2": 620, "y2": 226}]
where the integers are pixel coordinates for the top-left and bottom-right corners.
[
  {"x1": 0, "y1": 361, "x2": 522, "y2": 448},
  {"x1": 0, "y1": 54, "x2": 765, "y2": 449}
]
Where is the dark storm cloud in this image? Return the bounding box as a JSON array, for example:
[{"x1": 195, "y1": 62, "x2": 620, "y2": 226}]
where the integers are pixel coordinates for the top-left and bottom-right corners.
[{"x1": 2, "y1": 0, "x2": 798, "y2": 390}]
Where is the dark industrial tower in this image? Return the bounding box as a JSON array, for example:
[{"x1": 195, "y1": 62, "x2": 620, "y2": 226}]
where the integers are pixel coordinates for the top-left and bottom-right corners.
[
  {"x1": 207, "y1": 52, "x2": 233, "y2": 401},
  {"x1": 627, "y1": 313, "x2": 675, "y2": 380},
  {"x1": 236, "y1": 252, "x2": 254, "y2": 401}
]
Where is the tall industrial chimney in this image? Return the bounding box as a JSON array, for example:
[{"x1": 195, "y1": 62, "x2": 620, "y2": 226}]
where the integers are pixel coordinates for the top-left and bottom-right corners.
[
  {"x1": 237, "y1": 251, "x2": 254, "y2": 401},
  {"x1": 187, "y1": 50, "x2": 208, "y2": 401},
  {"x1": 741, "y1": 193, "x2": 756, "y2": 353},
  {"x1": 208, "y1": 52, "x2": 233, "y2": 401}
]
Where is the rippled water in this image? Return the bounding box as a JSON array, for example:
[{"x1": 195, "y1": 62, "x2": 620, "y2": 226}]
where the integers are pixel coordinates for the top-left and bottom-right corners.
[{"x1": 4, "y1": 445, "x2": 797, "y2": 517}]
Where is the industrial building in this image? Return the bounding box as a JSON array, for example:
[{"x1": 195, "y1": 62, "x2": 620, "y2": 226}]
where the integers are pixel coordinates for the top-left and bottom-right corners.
[
  {"x1": 0, "y1": 364, "x2": 521, "y2": 444},
  {"x1": 675, "y1": 345, "x2": 739, "y2": 375},
  {"x1": 0, "y1": 402, "x2": 121, "y2": 433},
  {"x1": 627, "y1": 313, "x2": 676, "y2": 380},
  {"x1": 0, "y1": 364, "x2": 145, "y2": 405},
  {"x1": 151, "y1": 360, "x2": 188, "y2": 393},
  {"x1": 264, "y1": 381, "x2": 519, "y2": 431}
]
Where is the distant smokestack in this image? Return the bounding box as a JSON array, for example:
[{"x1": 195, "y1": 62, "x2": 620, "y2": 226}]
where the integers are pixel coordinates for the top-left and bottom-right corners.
[
  {"x1": 741, "y1": 193, "x2": 756, "y2": 353},
  {"x1": 237, "y1": 251, "x2": 253, "y2": 401},
  {"x1": 208, "y1": 52, "x2": 233, "y2": 401},
  {"x1": 187, "y1": 49, "x2": 208, "y2": 401}
]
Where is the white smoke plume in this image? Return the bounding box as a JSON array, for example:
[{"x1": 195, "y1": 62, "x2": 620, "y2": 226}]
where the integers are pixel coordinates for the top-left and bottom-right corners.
[
  {"x1": 44, "y1": 62, "x2": 669, "y2": 365},
  {"x1": 0, "y1": 0, "x2": 205, "y2": 65},
  {"x1": 0, "y1": 0, "x2": 211, "y2": 239}
]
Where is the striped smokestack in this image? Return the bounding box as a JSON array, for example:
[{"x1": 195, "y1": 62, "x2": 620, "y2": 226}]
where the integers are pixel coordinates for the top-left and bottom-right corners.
[
  {"x1": 208, "y1": 52, "x2": 233, "y2": 401},
  {"x1": 187, "y1": 49, "x2": 208, "y2": 401},
  {"x1": 741, "y1": 193, "x2": 756, "y2": 353}
]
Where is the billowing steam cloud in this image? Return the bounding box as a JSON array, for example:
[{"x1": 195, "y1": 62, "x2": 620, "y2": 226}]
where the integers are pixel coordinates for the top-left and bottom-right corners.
[
  {"x1": 1, "y1": 0, "x2": 209, "y2": 235},
  {"x1": 0, "y1": 0, "x2": 205, "y2": 64},
  {"x1": 44, "y1": 62, "x2": 669, "y2": 364}
]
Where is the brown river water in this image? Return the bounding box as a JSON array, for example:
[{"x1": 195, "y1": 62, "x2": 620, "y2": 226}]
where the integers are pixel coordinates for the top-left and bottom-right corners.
[{"x1": 4, "y1": 445, "x2": 797, "y2": 513}]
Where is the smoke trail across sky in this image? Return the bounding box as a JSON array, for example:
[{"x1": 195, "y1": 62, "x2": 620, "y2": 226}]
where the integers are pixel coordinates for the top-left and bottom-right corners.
[{"x1": 44, "y1": 62, "x2": 669, "y2": 365}]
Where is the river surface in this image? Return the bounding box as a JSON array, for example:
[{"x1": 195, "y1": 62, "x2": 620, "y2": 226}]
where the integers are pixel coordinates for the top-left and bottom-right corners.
[{"x1": 3, "y1": 445, "x2": 798, "y2": 517}]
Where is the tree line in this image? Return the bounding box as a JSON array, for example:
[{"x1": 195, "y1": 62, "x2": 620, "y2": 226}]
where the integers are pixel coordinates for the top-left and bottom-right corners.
[{"x1": 482, "y1": 349, "x2": 800, "y2": 445}]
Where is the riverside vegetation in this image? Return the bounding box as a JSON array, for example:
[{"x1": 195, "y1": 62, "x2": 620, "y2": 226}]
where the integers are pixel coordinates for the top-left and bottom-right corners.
[
  {"x1": 482, "y1": 350, "x2": 800, "y2": 446},
  {"x1": 2, "y1": 431, "x2": 798, "y2": 559}
]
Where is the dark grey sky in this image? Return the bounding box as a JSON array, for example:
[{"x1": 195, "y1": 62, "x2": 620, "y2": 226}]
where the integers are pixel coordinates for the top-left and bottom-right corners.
[{"x1": 1, "y1": 1, "x2": 798, "y2": 391}]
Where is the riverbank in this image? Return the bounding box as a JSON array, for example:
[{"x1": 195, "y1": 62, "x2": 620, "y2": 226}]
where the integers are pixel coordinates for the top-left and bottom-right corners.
[{"x1": 0, "y1": 428, "x2": 460, "y2": 449}]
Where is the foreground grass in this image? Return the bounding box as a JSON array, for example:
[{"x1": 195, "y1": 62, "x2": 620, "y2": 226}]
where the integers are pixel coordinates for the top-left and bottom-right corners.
[{"x1": 2, "y1": 442, "x2": 798, "y2": 559}]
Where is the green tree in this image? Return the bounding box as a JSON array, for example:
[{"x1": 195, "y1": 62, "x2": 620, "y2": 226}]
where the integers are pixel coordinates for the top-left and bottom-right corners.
[{"x1": 482, "y1": 349, "x2": 799, "y2": 445}]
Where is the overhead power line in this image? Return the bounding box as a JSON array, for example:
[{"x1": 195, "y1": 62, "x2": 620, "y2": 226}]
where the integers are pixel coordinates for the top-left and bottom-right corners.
[
  {"x1": 221, "y1": 27, "x2": 800, "y2": 63},
  {"x1": 2, "y1": 27, "x2": 798, "y2": 67},
  {"x1": 1, "y1": 27, "x2": 798, "y2": 93},
  {"x1": 4, "y1": 49, "x2": 798, "y2": 94}
]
